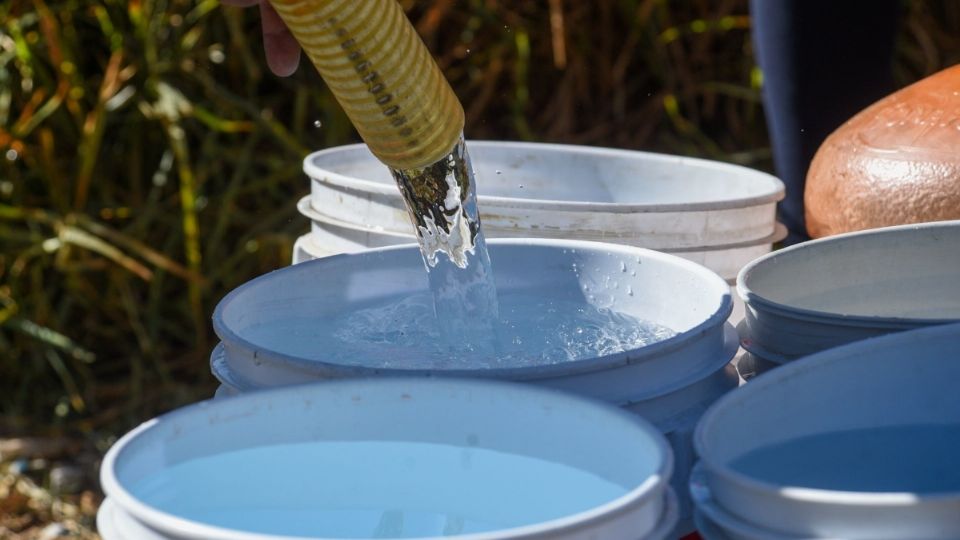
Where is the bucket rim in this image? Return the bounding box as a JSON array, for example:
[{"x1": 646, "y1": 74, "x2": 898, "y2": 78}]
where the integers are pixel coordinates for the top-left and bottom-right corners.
[
  {"x1": 303, "y1": 141, "x2": 786, "y2": 213},
  {"x1": 212, "y1": 238, "x2": 733, "y2": 381},
  {"x1": 733, "y1": 320, "x2": 794, "y2": 364},
  {"x1": 736, "y1": 220, "x2": 960, "y2": 327},
  {"x1": 210, "y1": 321, "x2": 738, "y2": 405},
  {"x1": 296, "y1": 195, "x2": 788, "y2": 253},
  {"x1": 101, "y1": 377, "x2": 674, "y2": 540},
  {"x1": 689, "y1": 463, "x2": 803, "y2": 540},
  {"x1": 693, "y1": 322, "x2": 960, "y2": 506}
]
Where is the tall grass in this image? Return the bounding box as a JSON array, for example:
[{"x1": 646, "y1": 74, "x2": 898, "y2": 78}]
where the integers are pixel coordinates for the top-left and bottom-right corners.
[{"x1": 1, "y1": 0, "x2": 958, "y2": 437}]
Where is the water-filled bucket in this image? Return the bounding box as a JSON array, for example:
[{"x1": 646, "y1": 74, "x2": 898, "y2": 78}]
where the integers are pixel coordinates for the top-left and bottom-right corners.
[
  {"x1": 737, "y1": 220, "x2": 960, "y2": 368},
  {"x1": 693, "y1": 322, "x2": 960, "y2": 539},
  {"x1": 98, "y1": 378, "x2": 678, "y2": 540},
  {"x1": 211, "y1": 238, "x2": 738, "y2": 533},
  {"x1": 302, "y1": 141, "x2": 785, "y2": 280}
]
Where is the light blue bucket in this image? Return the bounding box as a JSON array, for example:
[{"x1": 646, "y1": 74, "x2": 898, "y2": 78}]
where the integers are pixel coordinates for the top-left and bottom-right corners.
[
  {"x1": 693, "y1": 322, "x2": 960, "y2": 539},
  {"x1": 210, "y1": 239, "x2": 738, "y2": 534},
  {"x1": 100, "y1": 378, "x2": 678, "y2": 539}
]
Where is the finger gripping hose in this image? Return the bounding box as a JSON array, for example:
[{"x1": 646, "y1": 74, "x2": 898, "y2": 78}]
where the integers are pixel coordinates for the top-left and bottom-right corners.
[{"x1": 268, "y1": 0, "x2": 465, "y2": 170}]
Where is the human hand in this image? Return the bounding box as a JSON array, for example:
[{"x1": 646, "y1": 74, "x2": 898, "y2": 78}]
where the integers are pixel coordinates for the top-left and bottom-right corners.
[{"x1": 220, "y1": 0, "x2": 301, "y2": 76}]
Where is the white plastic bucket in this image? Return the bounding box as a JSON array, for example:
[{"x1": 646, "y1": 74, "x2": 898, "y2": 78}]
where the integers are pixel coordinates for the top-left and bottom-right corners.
[
  {"x1": 737, "y1": 220, "x2": 960, "y2": 365},
  {"x1": 693, "y1": 322, "x2": 960, "y2": 539},
  {"x1": 294, "y1": 197, "x2": 787, "y2": 282},
  {"x1": 303, "y1": 141, "x2": 785, "y2": 277},
  {"x1": 99, "y1": 378, "x2": 678, "y2": 540},
  {"x1": 212, "y1": 239, "x2": 738, "y2": 534}
]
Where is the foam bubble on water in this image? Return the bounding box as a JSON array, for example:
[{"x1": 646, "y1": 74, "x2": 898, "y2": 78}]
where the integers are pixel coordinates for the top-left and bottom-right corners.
[{"x1": 244, "y1": 292, "x2": 678, "y2": 370}]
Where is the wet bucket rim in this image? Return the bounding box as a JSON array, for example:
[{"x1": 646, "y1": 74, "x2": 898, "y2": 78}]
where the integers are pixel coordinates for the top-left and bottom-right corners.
[
  {"x1": 296, "y1": 195, "x2": 789, "y2": 252},
  {"x1": 736, "y1": 220, "x2": 960, "y2": 326},
  {"x1": 101, "y1": 377, "x2": 674, "y2": 540},
  {"x1": 304, "y1": 141, "x2": 786, "y2": 213},
  {"x1": 211, "y1": 238, "x2": 733, "y2": 380},
  {"x1": 693, "y1": 322, "x2": 960, "y2": 506},
  {"x1": 689, "y1": 463, "x2": 803, "y2": 540},
  {"x1": 210, "y1": 321, "x2": 739, "y2": 404}
]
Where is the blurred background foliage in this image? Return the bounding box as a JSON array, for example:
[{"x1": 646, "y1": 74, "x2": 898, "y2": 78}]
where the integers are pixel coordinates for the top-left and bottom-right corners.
[{"x1": 2, "y1": 0, "x2": 960, "y2": 440}]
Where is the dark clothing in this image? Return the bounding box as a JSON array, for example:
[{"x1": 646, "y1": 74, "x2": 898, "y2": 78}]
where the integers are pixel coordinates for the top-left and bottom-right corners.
[{"x1": 750, "y1": 0, "x2": 900, "y2": 244}]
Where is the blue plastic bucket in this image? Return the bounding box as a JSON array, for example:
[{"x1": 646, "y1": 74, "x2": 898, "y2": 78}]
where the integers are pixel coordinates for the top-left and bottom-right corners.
[
  {"x1": 99, "y1": 378, "x2": 677, "y2": 539},
  {"x1": 211, "y1": 239, "x2": 738, "y2": 534},
  {"x1": 694, "y1": 322, "x2": 960, "y2": 539}
]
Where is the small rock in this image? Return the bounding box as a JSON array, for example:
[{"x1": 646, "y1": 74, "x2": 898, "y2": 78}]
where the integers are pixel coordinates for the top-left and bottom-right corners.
[
  {"x1": 49, "y1": 465, "x2": 84, "y2": 495},
  {"x1": 8, "y1": 458, "x2": 29, "y2": 475},
  {"x1": 0, "y1": 437, "x2": 72, "y2": 460},
  {"x1": 39, "y1": 523, "x2": 69, "y2": 540}
]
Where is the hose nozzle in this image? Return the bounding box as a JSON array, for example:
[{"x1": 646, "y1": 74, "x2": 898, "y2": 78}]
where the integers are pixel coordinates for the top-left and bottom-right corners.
[{"x1": 268, "y1": 0, "x2": 465, "y2": 170}]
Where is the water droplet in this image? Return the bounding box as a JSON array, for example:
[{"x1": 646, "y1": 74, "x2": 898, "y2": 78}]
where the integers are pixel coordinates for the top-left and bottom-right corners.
[
  {"x1": 313, "y1": 120, "x2": 322, "y2": 128},
  {"x1": 495, "y1": 170, "x2": 502, "y2": 175},
  {"x1": 208, "y1": 48, "x2": 226, "y2": 64},
  {"x1": 630, "y1": 270, "x2": 636, "y2": 277},
  {"x1": 627, "y1": 286, "x2": 634, "y2": 296},
  {"x1": 575, "y1": 327, "x2": 584, "y2": 335},
  {"x1": 518, "y1": 183, "x2": 524, "y2": 189},
  {"x1": 620, "y1": 261, "x2": 627, "y2": 272}
]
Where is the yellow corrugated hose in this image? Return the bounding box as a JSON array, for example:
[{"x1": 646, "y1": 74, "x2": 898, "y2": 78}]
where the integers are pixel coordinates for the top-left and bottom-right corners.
[{"x1": 268, "y1": 0, "x2": 465, "y2": 170}]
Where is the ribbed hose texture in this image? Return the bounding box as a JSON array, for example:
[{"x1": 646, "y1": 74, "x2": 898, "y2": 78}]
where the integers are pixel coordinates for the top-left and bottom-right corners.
[{"x1": 270, "y1": 0, "x2": 465, "y2": 169}]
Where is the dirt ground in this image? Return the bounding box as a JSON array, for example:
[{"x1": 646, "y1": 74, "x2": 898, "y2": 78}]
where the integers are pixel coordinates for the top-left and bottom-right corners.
[{"x1": 1, "y1": 436, "x2": 100, "y2": 539}]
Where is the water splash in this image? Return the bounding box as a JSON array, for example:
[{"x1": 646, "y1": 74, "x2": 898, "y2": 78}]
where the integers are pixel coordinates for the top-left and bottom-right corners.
[{"x1": 389, "y1": 136, "x2": 499, "y2": 350}]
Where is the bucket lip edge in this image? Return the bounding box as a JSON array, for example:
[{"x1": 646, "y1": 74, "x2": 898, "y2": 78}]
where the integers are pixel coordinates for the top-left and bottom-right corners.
[
  {"x1": 303, "y1": 140, "x2": 786, "y2": 212},
  {"x1": 692, "y1": 322, "x2": 960, "y2": 506},
  {"x1": 212, "y1": 239, "x2": 734, "y2": 380},
  {"x1": 211, "y1": 321, "x2": 739, "y2": 405},
  {"x1": 100, "y1": 377, "x2": 674, "y2": 540},
  {"x1": 297, "y1": 195, "x2": 787, "y2": 253},
  {"x1": 689, "y1": 463, "x2": 804, "y2": 540},
  {"x1": 736, "y1": 219, "x2": 960, "y2": 326},
  {"x1": 734, "y1": 320, "x2": 796, "y2": 364},
  {"x1": 618, "y1": 322, "x2": 739, "y2": 407}
]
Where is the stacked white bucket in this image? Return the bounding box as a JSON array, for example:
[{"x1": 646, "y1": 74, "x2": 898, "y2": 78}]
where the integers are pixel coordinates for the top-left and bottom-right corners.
[
  {"x1": 736, "y1": 220, "x2": 960, "y2": 375},
  {"x1": 293, "y1": 141, "x2": 786, "y2": 283}
]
